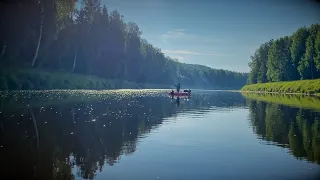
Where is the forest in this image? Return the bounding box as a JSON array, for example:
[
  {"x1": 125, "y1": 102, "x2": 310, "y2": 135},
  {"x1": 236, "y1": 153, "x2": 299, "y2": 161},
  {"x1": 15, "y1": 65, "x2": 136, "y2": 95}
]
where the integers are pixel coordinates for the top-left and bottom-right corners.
[
  {"x1": 247, "y1": 24, "x2": 320, "y2": 84},
  {"x1": 0, "y1": 0, "x2": 248, "y2": 90}
]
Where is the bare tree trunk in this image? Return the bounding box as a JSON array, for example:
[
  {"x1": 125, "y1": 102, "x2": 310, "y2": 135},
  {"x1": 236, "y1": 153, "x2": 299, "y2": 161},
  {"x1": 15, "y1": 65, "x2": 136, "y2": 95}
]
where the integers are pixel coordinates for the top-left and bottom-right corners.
[
  {"x1": 0, "y1": 44, "x2": 7, "y2": 61},
  {"x1": 311, "y1": 59, "x2": 314, "y2": 79},
  {"x1": 29, "y1": 108, "x2": 40, "y2": 179},
  {"x1": 72, "y1": 48, "x2": 78, "y2": 72},
  {"x1": 58, "y1": 54, "x2": 62, "y2": 69},
  {"x1": 0, "y1": 98, "x2": 3, "y2": 138},
  {"x1": 71, "y1": 108, "x2": 76, "y2": 123},
  {"x1": 100, "y1": 137, "x2": 107, "y2": 155},
  {"x1": 31, "y1": 0, "x2": 44, "y2": 67},
  {"x1": 30, "y1": 109, "x2": 39, "y2": 151}
]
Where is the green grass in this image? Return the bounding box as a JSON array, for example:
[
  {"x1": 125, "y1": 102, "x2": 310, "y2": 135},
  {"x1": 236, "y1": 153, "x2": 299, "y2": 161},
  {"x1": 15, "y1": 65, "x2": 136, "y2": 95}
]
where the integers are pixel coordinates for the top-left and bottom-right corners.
[
  {"x1": 242, "y1": 92, "x2": 320, "y2": 111},
  {"x1": 0, "y1": 68, "x2": 143, "y2": 90},
  {"x1": 241, "y1": 79, "x2": 320, "y2": 96}
]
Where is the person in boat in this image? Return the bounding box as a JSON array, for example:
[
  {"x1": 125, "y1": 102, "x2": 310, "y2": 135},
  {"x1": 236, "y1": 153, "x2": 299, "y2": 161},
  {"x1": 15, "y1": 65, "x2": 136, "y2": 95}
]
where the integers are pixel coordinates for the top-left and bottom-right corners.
[
  {"x1": 175, "y1": 83, "x2": 181, "y2": 92},
  {"x1": 183, "y1": 89, "x2": 191, "y2": 93}
]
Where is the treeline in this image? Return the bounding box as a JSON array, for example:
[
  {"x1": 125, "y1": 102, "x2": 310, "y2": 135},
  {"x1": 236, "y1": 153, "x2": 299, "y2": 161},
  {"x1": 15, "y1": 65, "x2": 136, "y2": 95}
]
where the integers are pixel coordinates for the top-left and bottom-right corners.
[
  {"x1": 247, "y1": 24, "x2": 320, "y2": 84},
  {"x1": 0, "y1": 0, "x2": 247, "y2": 89}
]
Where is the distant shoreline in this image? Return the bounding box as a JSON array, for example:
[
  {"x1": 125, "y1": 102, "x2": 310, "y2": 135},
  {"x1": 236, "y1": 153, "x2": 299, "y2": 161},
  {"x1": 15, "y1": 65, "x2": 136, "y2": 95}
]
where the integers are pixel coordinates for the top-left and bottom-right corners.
[{"x1": 0, "y1": 68, "x2": 243, "y2": 91}]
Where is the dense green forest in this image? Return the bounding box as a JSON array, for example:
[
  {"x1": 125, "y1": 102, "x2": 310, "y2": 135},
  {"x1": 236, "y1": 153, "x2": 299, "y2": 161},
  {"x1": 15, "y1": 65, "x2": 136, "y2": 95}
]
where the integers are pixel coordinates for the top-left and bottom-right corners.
[
  {"x1": 247, "y1": 24, "x2": 320, "y2": 84},
  {"x1": 0, "y1": 0, "x2": 247, "y2": 90}
]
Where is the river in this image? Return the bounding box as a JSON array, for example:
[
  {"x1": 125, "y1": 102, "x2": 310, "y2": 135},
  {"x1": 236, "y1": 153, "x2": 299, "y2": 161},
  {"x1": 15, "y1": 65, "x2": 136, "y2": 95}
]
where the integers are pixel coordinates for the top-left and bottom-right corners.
[{"x1": 0, "y1": 90, "x2": 319, "y2": 180}]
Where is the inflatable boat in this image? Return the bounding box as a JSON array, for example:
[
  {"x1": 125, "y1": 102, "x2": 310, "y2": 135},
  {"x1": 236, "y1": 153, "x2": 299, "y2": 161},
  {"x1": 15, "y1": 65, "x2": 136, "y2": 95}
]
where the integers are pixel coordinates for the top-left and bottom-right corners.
[{"x1": 169, "y1": 91, "x2": 191, "y2": 96}]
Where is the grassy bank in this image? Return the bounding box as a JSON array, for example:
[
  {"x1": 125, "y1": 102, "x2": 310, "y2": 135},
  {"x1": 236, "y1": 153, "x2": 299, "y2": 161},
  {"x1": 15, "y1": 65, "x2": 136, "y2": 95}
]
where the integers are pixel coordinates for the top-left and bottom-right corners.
[
  {"x1": 0, "y1": 68, "x2": 170, "y2": 90},
  {"x1": 242, "y1": 92, "x2": 320, "y2": 111},
  {"x1": 241, "y1": 79, "x2": 320, "y2": 96}
]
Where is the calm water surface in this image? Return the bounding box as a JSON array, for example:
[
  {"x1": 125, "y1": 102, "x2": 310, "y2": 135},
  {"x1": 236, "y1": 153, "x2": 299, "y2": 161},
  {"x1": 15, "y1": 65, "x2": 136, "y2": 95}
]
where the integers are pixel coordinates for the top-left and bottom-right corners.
[{"x1": 0, "y1": 90, "x2": 320, "y2": 180}]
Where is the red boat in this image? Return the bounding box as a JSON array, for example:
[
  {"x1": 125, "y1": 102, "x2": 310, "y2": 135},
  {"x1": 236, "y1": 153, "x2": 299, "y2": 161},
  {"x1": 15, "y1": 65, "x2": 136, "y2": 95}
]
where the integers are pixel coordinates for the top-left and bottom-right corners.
[{"x1": 168, "y1": 92, "x2": 191, "y2": 96}]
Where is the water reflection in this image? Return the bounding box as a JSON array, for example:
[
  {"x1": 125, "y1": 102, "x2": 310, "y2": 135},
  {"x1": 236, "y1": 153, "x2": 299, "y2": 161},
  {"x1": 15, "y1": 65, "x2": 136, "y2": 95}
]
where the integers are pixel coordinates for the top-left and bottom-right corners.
[
  {"x1": 176, "y1": 97, "x2": 180, "y2": 107},
  {"x1": 0, "y1": 90, "x2": 245, "y2": 179},
  {"x1": 246, "y1": 99, "x2": 320, "y2": 165},
  {"x1": 2, "y1": 90, "x2": 320, "y2": 179}
]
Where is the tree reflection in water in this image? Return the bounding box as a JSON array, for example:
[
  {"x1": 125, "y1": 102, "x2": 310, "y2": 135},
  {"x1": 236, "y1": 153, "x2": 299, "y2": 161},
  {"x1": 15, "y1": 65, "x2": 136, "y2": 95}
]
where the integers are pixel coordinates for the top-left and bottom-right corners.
[
  {"x1": 0, "y1": 91, "x2": 245, "y2": 179},
  {"x1": 247, "y1": 99, "x2": 320, "y2": 165},
  {"x1": 2, "y1": 91, "x2": 319, "y2": 179}
]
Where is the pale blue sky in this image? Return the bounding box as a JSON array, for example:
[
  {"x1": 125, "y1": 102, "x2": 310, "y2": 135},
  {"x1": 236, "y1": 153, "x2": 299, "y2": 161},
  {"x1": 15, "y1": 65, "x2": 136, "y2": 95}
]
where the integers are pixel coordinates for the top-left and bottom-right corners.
[{"x1": 100, "y1": 0, "x2": 320, "y2": 72}]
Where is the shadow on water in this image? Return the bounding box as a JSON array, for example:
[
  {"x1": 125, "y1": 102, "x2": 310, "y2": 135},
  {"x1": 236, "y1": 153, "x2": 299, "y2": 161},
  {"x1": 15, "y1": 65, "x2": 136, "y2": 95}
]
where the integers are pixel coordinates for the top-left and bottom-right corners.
[{"x1": 0, "y1": 90, "x2": 245, "y2": 180}]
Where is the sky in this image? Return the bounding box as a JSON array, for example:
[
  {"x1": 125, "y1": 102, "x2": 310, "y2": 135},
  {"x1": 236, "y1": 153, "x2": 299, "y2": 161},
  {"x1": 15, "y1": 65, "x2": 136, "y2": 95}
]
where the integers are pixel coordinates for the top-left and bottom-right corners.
[{"x1": 100, "y1": 0, "x2": 320, "y2": 72}]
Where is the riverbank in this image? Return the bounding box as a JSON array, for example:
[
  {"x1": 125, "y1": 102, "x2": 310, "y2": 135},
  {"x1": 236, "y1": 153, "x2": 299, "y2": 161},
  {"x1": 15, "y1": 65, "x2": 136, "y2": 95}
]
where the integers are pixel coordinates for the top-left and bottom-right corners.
[
  {"x1": 242, "y1": 92, "x2": 320, "y2": 111},
  {"x1": 0, "y1": 68, "x2": 172, "y2": 90},
  {"x1": 241, "y1": 79, "x2": 320, "y2": 96}
]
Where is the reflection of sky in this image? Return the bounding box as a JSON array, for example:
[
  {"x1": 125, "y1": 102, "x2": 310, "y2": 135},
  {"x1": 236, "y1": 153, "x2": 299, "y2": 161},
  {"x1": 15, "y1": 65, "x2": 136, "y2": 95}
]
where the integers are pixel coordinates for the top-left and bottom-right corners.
[{"x1": 87, "y1": 108, "x2": 320, "y2": 180}]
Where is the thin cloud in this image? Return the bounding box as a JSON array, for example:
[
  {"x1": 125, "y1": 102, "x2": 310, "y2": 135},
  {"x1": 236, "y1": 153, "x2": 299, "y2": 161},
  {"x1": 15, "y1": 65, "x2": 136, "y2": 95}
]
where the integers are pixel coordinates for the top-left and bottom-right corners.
[
  {"x1": 163, "y1": 49, "x2": 221, "y2": 56},
  {"x1": 161, "y1": 29, "x2": 223, "y2": 43},
  {"x1": 161, "y1": 29, "x2": 186, "y2": 38}
]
